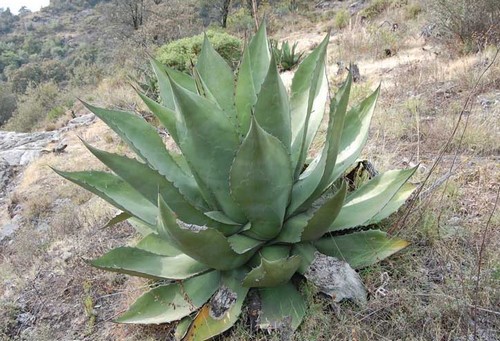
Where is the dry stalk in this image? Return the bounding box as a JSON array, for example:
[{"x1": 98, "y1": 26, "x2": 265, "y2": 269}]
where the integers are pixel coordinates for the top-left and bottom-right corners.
[{"x1": 472, "y1": 186, "x2": 499, "y2": 340}]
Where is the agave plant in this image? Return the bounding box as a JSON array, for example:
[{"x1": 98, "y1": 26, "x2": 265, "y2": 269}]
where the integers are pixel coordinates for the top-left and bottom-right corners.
[
  {"x1": 56, "y1": 24, "x2": 416, "y2": 340},
  {"x1": 271, "y1": 39, "x2": 303, "y2": 71}
]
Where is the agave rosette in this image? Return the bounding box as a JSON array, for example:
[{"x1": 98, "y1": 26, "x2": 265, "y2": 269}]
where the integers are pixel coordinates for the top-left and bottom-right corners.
[{"x1": 56, "y1": 24, "x2": 416, "y2": 340}]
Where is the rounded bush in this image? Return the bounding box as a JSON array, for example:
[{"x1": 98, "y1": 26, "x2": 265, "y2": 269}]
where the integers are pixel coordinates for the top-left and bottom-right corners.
[{"x1": 156, "y1": 30, "x2": 242, "y2": 71}]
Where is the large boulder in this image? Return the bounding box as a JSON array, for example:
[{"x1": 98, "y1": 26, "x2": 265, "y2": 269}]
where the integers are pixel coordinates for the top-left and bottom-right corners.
[{"x1": 0, "y1": 131, "x2": 60, "y2": 166}]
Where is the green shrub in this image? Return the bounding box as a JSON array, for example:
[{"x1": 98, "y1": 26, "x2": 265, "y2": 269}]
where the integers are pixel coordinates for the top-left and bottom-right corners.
[
  {"x1": 156, "y1": 30, "x2": 242, "y2": 72},
  {"x1": 227, "y1": 8, "x2": 254, "y2": 34},
  {"x1": 0, "y1": 84, "x2": 17, "y2": 125},
  {"x1": 7, "y1": 60, "x2": 68, "y2": 94},
  {"x1": 47, "y1": 106, "x2": 66, "y2": 121},
  {"x1": 4, "y1": 82, "x2": 68, "y2": 132},
  {"x1": 7, "y1": 63, "x2": 43, "y2": 94},
  {"x1": 334, "y1": 8, "x2": 350, "y2": 30},
  {"x1": 361, "y1": 0, "x2": 408, "y2": 19},
  {"x1": 361, "y1": 0, "x2": 393, "y2": 19},
  {"x1": 405, "y1": 2, "x2": 422, "y2": 19},
  {"x1": 368, "y1": 24, "x2": 401, "y2": 58},
  {"x1": 430, "y1": 0, "x2": 500, "y2": 53}
]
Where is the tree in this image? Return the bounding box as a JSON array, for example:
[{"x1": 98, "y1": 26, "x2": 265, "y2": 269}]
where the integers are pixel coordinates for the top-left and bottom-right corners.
[
  {"x1": 113, "y1": 0, "x2": 145, "y2": 30},
  {"x1": 199, "y1": 0, "x2": 232, "y2": 28},
  {"x1": 18, "y1": 6, "x2": 32, "y2": 17},
  {"x1": 0, "y1": 84, "x2": 17, "y2": 125},
  {"x1": 221, "y1": 0, "x2": 231, "y2": 28},
  {"x1": 0, "y1": 8, "x2": 18, "y2": 34}
]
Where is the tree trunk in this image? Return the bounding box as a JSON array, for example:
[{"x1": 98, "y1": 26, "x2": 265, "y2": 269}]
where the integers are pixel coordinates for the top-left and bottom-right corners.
[
  {"x1": 129, "y1": 0, "x2": 144, "y2": 30},
  {"x1": 221, "y1": 0, "x2": 231, "y2": 28},
  {"x1": 247, "y1": 0, "x2": 259, "y2": 17}
]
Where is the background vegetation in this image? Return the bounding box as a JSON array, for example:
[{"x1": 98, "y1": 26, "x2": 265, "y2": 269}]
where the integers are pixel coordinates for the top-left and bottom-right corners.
[{"x1": 1, "y1": 0, "x2": 498, "y2": 131}]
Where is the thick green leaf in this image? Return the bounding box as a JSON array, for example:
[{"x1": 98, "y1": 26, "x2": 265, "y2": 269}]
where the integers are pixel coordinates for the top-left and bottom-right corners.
[
  {"x1": 136, "y1": 233, "x2": 181, "y2": 257},
  {"x1": 54, "y1": 170, "x2": 157, "y2": 225},
  {"x1": 230, "y1": 117, "x2": 293, "y2": 240},
  {"x1": 290, "y1": 34, "x2": 329, "y2": 178},
  {"x1": 254, "y1": 54, "x2": 291, "y2": 149},
  {"x1": 258, "y1": 282, "x2": 306, "y2": 331},
  {"x1": 91, "y1": 247, "x2": 209, "y2": 280},
  {"x1": 329, "y1": 87, "x2": 380, "y2": 183},
  {"x1": 102, "y1": 211, "x2": 131, "y2": 228},
  {"x1": 184, "y1": 269, "x2": 248, "y2": 341},
  {"x1": 84, "y1": 143, "x2": 211, "y2": 223},
  {"x1": 175, "y1": 316, "x2": 193, "y2": 341},
  {"x1": 315, "y1": 230, "x2": 409, "y2": 269},
  {"x1": 330, "y1": 167, "x2": 417, "y2": 232},
  {"x1": 204, "y1": 211, "x2": 241, "y2": 226},
  {"x1": 275, "y1": 213, "x2": 309, "y2": 243},
  {"x1": 301, "y1": 181, "x2": 347, "y2": 241},
  {"x1": 291, "y1": 242, "x2": 317, "y2": 273},
  {"x1": 259, "y1": 245, "x2": 291, "y2": 260},
  {"x1": 151, "y1": 58, "x2": 176, "y2": 110},
  {"x1": 150, "y1": 59, "x2": 196, "y2": 110},
  {"x1": 138, "y1": 92, "x2": 181, "y2": 145},
  {"x1": 196, "y1": 35, "x2": 236, "y2": 120},
  {"x1": 87, "y1": 144, "x2": 240, "y2": 235},
  {"x1": 170, "y1": 78, "x2": 245, "y2": 223},
  {"x1": 116, "y1": 271, "x2": 220, "y2": 324},
  {"x1": 287, "y1": 154, "x2": 327, "y2": 216},
  {"x1": 227, "y1": 234, "x2": 263, "y2": 254},
  {"x1": 312, "y1": 73, "x2": 352, "y2": 198},
  {"x1": 192, "y1": 67, "x2": 219, "y2": 105},
  {"x1": 158, "y1": 197, "x2": 256, "y2": 270},
  {"x1": 235, "y1": 47, "x2": 257, "y2": 137},
  {"x1": 242, "y1": 254, "x2": 301, "y2": 288},
  {"x1": 129, "y1": 217, "x2": 156, "y2": 236},
  {"x1": 248, "y1": 22, "x2": 271, "y2": 95},
  {"x1": 82, "y1": 103, "x2": 195, "y2": 196},
  {"x1": 287, "y1": 74, "x2": 351, "y2": 215},
  {"x1": 367, "y1": 182, "x2": 416, "y2": 224},
  {"x1": 235, "y1": 23, "x2": 271, "y2": 137}
]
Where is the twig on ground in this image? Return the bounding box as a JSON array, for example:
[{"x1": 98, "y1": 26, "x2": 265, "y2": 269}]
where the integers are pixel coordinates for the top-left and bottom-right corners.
[{"x1": 419, "y1": 171, "x2": 452, "y2": 199}]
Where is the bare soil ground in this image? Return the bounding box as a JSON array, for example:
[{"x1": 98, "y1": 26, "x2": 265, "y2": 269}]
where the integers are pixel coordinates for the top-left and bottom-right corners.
[{"x1": 1, "y1": 7, "x2": 499, "y2": 341}]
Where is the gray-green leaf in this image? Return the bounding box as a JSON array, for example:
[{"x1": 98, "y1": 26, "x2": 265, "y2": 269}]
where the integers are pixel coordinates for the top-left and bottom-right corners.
[
  {"x1": 230, "y1": 117, "x2": 293, "y2": 240},
  {"x1": 116, "y1": 271, "x2": 220, "y2": 324}
]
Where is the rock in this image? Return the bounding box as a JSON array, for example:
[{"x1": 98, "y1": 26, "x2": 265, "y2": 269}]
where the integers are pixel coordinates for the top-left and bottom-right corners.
[
  {"x1": 0, "y1": 113, "x2": 97, "y2": 242},
  {"x1": 304, "y1": 253, "x2": 367, "y2": 305},
  {"x1": 0, "y1": 215, "x2": 22, "y2": 242},
  {"x1": 0, "y1": 130, "x2": 60, "y2": 166},
  {"x1": 0, "y1": 157, "x2": 12, "y2": 191},
  {"x1": 60, "y1": 113, "x2": 96, "y2": 132},
  {"x1": 0, "y1": 113, "x2": 95, "y2": 168}
]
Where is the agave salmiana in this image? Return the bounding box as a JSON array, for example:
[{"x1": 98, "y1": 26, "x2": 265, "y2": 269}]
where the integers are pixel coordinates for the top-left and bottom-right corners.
[{"x1": 56, "y1": 24, "x2": 416, "y2": 340}]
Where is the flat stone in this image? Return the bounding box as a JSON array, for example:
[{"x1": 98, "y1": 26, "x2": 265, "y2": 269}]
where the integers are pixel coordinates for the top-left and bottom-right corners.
[
  {"x1": 0, "y1": 215, "x2": 22, "y2": 242},
  {"x1": 0, "y1": 130, "x2": 60, "y2": 166}
]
